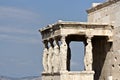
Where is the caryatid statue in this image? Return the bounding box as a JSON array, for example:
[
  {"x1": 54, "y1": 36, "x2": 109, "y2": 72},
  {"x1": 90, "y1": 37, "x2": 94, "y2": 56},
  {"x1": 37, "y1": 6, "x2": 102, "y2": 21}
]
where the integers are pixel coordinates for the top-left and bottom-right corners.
[
  {"x1": 84, "y1": 36, "x2": 93, "y2": 71},
  {"x1": 53, "y1": 38, "x2": 60, "y2": 72},
  {"x1": 42, "y1": 40, "x2": 49, "y2": 72},
  {"x1": 48, "y1": 40, "x2": 54, "y2": 73},
  {"x1": 60, "y1": 36, "x2": 68, "y2": 71}
]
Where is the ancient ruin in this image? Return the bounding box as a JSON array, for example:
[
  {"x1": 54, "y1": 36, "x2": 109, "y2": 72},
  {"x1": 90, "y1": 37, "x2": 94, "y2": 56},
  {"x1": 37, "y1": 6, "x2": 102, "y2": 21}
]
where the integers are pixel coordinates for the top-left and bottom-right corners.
[{"x1": 39, "y1": 0, "x2": 120, "y2": 80}]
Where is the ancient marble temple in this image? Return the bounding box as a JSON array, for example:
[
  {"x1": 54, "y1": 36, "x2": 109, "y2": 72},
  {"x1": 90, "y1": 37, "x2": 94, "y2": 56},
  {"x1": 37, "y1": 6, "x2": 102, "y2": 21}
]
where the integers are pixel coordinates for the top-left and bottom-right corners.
[{"x1": 39, "y1": 0, "x2": 120, "y2": 80}]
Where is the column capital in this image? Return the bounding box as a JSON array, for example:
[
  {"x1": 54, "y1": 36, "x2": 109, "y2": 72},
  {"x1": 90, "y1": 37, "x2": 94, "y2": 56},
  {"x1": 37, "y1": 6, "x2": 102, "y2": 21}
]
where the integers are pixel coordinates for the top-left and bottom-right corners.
[
  {"x1": 61, "y1": 36, "x2": 66, "y2": 42},
  {"x1": 86, "y1": 35, "x2": 93, "y2": 44},
  {"x1": 54, "y1": 39, "x2": 59, "y2": 47},
  {"x1": 42, "y1": 40, "x2": 48, "y2": 43},
  {"x1": 61, "y1": 34, "x2": 68, "y2": 38},
  {"x1": 49, "y1": 39, "x2": 54, "y2": 48},
  {"x1": 42, "y1": 40, "x2": 48, "y2": 48},
  {"x1": 86, "y1": 35, "x2": 93, "y2": 39}
]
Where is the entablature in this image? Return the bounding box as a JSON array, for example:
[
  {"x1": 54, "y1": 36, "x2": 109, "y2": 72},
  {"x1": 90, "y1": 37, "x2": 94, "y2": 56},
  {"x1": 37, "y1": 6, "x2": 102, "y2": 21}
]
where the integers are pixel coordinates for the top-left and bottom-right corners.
[{"x1": 39, "y1": 21, "x2": 113, "y2": 41}]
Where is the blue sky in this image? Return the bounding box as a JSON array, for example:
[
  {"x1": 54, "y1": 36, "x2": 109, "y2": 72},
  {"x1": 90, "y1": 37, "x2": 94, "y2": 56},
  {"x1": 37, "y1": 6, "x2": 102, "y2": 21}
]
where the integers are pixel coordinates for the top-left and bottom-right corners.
[{"x1": 0, "y1": 0, "x2": 105, "y2": 78}]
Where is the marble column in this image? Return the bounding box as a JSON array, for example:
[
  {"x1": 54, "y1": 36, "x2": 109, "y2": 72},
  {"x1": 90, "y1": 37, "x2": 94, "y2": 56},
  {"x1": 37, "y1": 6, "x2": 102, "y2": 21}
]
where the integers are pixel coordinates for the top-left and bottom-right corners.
[
  {"x1": 53, "y1": 38, "x2": 60, "y2": 72},
  {"x1": 60, "y1": 36, "x2": 68, "y2": 71},
  {"x1": 84, "y1": 36, "x2": 93, "y2": 71},
  {"x1": 48, "y1": 39, "x2": 54, "y2": 73},
  {"x1": 42, "y1": 40, "x2": 49, "y2": 72}
]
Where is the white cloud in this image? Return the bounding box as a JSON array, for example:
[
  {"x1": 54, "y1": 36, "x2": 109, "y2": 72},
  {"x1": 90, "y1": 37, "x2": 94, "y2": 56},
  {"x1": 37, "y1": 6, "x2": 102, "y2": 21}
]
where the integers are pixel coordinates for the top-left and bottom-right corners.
[
  {"x1": 71, "y1": 61, "x2": 79, "y2": 67},
  {"x1": 0, "y1": 6, "x2": 41, "y2": 23},
  {"x1": 0, "y1": 26, "x2": 41, "y2": 44},
  {"x1": 0, "y1": 26, "x2": 37, "y2": 35},
  {"x1": 0, "y1": 6, "x2": 42, "y2": 44},
  {"x1": 0, "y1": 34, "x2": 41, "y2": 44}
]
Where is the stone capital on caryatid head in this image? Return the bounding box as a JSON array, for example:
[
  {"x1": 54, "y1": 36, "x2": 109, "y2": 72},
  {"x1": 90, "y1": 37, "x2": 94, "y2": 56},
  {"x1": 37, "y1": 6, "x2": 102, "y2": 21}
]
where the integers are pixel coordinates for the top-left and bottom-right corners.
[
  {"x1": 61, "y1": 35, "x2": 67, "y2": 43},
  {"x1": 43, "y1": 40, "x2": 48, "y2": 48},
  {"x1": 84, "y1": 35, "x2": 93, "y2": 46},
  {"x1": 86, "y1": 35, "x2": 93, "y2": 40},
  {"x1": 54, "y1": 37, "x2": 59, "y2": 46},
  {"x1": 49, "y1": 39, "x2": 54, "y2": 48}
]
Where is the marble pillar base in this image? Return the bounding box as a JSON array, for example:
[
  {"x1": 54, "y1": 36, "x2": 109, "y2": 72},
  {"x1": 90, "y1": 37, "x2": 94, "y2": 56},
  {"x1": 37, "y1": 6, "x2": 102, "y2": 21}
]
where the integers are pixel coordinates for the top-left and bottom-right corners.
[{"x1": 42, "y1": 71, "x2": 94, "y2": 80}]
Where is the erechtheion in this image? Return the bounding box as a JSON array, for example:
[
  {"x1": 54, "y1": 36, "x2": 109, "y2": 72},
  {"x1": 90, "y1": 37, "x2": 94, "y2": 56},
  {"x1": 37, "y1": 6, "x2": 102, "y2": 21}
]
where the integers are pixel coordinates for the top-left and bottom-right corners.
[{"x1": 39, "y1": 0, "x2": 120, "y2": 80}]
